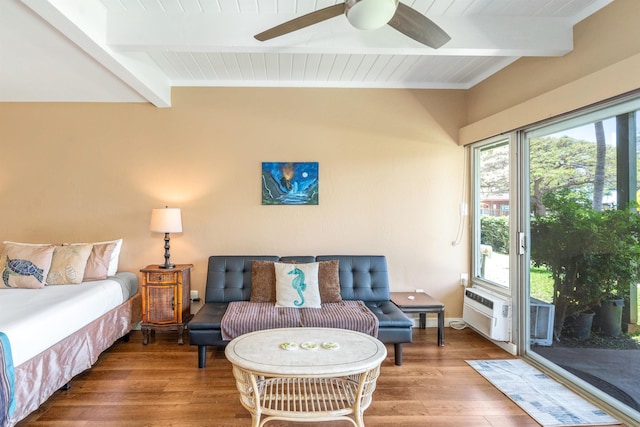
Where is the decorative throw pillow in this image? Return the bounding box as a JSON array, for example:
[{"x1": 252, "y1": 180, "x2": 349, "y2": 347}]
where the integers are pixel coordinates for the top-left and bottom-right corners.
[
  {"x1": 318, "y1": 260, "x2": 342, "y2": 302},
  {"x1": 66, "y1": 238, "x2": 122, "y2": 276},
  {"x1": 274, "y1": 262, "x2": 321, "y2": 308},
  {"x1": 81, "y1": 241, "x2": 117, "y2": 281},
  {"x1": 98, "y1": 238, "x2": 122, "y2": 276},
  {"x1": 0, "y1": 243, "x2": 55, "y2": 289},
  {"x1": 47, "y1": 244, "x2": 93, "y2": 285},
  {"x1": 0, "y1": 241, "x2": 51, "y2": 275},
  {"x1": 250, "y1": 261, "x2": 276, "y2": 303}
]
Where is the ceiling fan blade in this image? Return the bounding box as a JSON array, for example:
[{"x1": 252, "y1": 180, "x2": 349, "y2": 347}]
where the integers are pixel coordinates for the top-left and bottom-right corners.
[
  {"x1": 255, "y1": 3, "x2": 346, "y2": 41},
  {"x1": 387, "y1": 3, "x2": 451, "y2": 49}
]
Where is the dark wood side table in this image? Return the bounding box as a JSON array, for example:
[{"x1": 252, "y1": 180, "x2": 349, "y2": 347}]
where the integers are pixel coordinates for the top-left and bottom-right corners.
[
  {"x1": 390, "y1": 292, "x2": 445, "y2": 346},
  {"x1": 141, "y1": 264, "x2": 193, "y2": 345}
]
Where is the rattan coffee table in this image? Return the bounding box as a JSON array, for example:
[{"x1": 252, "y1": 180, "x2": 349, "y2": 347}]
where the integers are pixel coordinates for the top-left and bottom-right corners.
[{"x1": 225, "y1": 327, "x2": 387, "y2": 427}]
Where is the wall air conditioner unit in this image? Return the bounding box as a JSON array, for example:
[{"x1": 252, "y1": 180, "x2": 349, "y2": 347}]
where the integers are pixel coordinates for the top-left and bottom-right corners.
[
  {"x1": 530, "y1": 297, "x2": 555, "y2": 346},
  {"x1": 463, "y1": 286, "x2": 511, "y2": 341}
]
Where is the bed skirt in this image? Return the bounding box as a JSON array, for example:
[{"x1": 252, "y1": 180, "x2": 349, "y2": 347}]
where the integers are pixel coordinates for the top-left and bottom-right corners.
[{"x1": 8, "y1": 292, "x2": 141, "y2": 426}]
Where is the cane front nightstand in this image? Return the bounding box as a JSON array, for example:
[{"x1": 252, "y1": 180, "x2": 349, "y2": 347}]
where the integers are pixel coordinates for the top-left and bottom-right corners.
[{"x1": 141, "y1": 264, "x2": 193, "y2": 345}]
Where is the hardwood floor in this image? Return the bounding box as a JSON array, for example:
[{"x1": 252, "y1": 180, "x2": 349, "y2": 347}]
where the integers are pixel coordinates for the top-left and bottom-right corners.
[{"x1": 12, "y1": 328, "x2": 585, "y2": 426}]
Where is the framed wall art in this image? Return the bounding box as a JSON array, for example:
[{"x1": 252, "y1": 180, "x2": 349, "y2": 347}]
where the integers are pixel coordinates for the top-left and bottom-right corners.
[{"x1": 261, "y1": 162, "x2": 319, "y2": 205}]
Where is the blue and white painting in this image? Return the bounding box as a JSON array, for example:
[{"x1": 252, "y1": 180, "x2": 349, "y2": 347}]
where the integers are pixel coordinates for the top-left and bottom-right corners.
[{"x1": 262, "y1": 162, "x2": 319, "y2": 205}]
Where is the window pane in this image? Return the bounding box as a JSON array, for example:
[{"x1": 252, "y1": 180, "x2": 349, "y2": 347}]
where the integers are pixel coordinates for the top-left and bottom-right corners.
[{"x1": 477, "y1": 141, "x2": 509, "y2": 287}]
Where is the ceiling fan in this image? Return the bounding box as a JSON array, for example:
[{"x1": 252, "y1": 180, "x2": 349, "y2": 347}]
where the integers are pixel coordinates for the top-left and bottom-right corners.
[{"x1": 254, "y1": 0, "x2": 451, "y2": 49}]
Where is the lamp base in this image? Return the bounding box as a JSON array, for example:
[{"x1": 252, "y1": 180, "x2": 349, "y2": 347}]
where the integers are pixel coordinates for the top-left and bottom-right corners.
[
  {"x1": 159, "y1": 233, "x2": 175, "y2": 269},
  {"x1": 158, "y1": 263, "x2": 176, "y2": 269}
]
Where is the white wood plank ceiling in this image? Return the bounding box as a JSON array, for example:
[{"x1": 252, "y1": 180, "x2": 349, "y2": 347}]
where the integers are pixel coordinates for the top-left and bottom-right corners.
[{"x1": 0, "y1": 0, "x2": 613, "y2": 107}]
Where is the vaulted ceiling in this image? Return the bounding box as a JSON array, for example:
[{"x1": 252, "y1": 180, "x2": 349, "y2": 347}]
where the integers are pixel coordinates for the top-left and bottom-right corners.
[{"x1": 0, "y1": 0, "x2": 613, "y2": 107}]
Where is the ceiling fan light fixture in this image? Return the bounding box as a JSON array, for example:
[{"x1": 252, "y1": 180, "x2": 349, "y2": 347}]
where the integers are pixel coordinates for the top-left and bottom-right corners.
[{"x1": 346, "y1": 0, "x2": 399, "y2": 30}]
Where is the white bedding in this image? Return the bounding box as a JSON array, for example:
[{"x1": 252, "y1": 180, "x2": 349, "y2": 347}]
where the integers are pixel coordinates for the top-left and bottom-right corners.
[{"x1": 0, "y1": 278, "x2": 127, "y2": 367}]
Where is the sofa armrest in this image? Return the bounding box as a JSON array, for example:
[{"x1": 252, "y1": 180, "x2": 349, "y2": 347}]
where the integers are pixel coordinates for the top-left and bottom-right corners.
[{"x1": 189, "y1": 302, "x2": 228, "y2": 330}]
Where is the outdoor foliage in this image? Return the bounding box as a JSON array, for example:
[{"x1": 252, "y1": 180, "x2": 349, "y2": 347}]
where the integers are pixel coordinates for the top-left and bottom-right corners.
[
  {"x1": 530, "y1": 191, "x2": 640, "y2": 340},
  {"x1": 480, "y1": 215, "x2": 509, "y2": 254},
  {"x1": 529, "y1": 136, "x2": 616, "y2": 216}
]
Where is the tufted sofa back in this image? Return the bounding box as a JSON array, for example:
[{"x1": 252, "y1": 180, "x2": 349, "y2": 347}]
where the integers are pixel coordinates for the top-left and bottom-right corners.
[
  {"x1": 204, "y1": 255, "x2": 391, "y2": 303},
  {"x1": 205, "y1": 256, "x2": 279, "y2": 303},
  {"x1": 317, "y1": 255, "x2": 390, "y2": 301}
]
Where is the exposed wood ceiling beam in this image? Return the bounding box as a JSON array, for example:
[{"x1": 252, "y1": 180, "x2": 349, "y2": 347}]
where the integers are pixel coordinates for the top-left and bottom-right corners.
[
  {"x1": 20, "y1": 0, "x2": 172, "y2": 107},
  {"x1": 106, "y1": 12, "x2": 573, "y2": 57}
]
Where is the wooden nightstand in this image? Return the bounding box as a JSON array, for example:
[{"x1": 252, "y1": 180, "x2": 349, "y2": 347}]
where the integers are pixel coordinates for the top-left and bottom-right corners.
[{"x1": 141, "y1": 264, "x2": 193, "y2": 345}]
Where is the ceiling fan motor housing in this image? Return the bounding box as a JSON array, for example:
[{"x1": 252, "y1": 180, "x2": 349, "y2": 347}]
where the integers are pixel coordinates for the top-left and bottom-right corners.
[{"x1": 346, "y1": 0, "x2": 399, "y2": 30}]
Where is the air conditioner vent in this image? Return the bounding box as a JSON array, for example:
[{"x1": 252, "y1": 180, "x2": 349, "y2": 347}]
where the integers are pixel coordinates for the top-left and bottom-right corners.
[
  {"x1": 465, "y1": 288, "x2": 494, "y2": 309},
  {"x1": 463, "y1": 286, "x2": 511, "y2": 342}
]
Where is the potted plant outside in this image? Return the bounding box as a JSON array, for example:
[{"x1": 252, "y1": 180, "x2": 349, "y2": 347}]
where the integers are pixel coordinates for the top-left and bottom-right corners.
[{"x1": 530, "y1": 192, "x2": 640, "y2": 341}]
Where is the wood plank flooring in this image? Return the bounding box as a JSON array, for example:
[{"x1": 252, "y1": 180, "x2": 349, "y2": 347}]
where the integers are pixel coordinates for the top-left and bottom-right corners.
[{"x1": 12, "y1": 328, "x2": 605, "y2": 426}]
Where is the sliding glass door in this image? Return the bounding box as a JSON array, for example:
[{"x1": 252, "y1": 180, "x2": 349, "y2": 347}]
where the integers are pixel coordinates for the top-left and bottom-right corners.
[
  {"x1": 526, "y1": 100, "x2": 640, "y2": 417},
  {"x1": 471, "y1": 95, "x2": 640, "y2": 422}
]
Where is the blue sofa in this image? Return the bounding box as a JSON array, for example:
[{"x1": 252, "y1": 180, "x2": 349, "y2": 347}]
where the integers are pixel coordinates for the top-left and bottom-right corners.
[{"x1": 188, "y1": 255, "x2": 413, "y2": 366}]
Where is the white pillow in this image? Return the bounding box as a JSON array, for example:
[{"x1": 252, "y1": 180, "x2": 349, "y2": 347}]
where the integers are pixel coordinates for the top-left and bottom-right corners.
[{"x1": 274, "y1": 262, "x2": 321, "y2": 308}]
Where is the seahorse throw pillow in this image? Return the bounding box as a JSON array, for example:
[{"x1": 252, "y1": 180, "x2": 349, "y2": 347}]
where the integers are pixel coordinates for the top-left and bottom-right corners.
[
  {"x1": 274, "y1": 262, "x2": 321, "y2": 308},
  {"x1": 0, "y1": 243, "x2": 55, "y2": 289}
]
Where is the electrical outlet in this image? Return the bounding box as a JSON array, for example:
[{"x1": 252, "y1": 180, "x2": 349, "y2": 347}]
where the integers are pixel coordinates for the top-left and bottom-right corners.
[
  {"x1": 190, "y1": 290, "x2": 199, "y2": 300},
  {"x1": 460, "y1": 273, "x2": 468, "y2": 287},
  {"x1": 415, "y1": 289, "x2": 424, "y2": 293}
]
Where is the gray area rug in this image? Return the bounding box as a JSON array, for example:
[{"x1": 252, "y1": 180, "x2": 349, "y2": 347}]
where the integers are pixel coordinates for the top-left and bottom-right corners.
[{"x1": 467, "y1": 359, "x2": 619, "y2": 426}]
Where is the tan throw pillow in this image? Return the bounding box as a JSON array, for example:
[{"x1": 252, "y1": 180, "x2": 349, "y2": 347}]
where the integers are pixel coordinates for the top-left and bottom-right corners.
[
  {"x1": 47, "y1": 244, "x2": 93, "y2": 285},
  {"x1": 318, "y1": 260, "x2": 342, "y2": 302},
  {"x1": 1, "y1": 243, "x2": 55, "y2": 289},
  {"x1": 250, "y1": 261, "x2": 276, "y2": 303},
  {"x1": 68, "y1": 239, "x2": 122, "y2": 276},
  {"x1": 275, "y1": 262, "x2": 321, "y2": 308},
  {"x1": 82, "y1": 242, "x2": 117, "y2": 281}
]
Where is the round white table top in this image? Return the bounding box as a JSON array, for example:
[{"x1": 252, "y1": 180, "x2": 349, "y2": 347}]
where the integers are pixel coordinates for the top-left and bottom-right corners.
[{"x1": 225, "y1": 327, "x2": 387, "y2": 376}]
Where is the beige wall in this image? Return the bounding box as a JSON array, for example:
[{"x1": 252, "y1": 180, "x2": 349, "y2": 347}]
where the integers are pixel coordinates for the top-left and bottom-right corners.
[
  {"x1": 0, "y1": 87, "x2": 469, "y2": 314},
  {"x1": 3, "y1": 0, "x2": 639, "y2": 320},
  {"x1": 461, "y1": 0, "x2": 640, "y2": 144}
]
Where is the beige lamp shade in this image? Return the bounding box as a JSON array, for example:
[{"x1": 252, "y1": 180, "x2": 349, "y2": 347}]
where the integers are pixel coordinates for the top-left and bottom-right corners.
[{"x1": 149, "y1": 207, "x2": 182, "y2": 233}]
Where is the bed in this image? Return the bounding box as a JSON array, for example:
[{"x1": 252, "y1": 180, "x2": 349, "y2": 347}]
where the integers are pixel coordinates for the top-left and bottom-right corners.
[
  {"x1": 0, "y1": 240, "x2": 141, "y2": 427},
  {"x1": 0, "y1": 273, "x2": 140, "y2": 426}
]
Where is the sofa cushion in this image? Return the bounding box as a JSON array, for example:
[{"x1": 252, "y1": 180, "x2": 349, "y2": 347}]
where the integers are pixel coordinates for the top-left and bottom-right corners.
[
  {"x1": 318, "y1": 260, "x2": 342, "y2": 302},
  {"x1": 275, "y1": 262, "x2": 321, "y2": 308},
  {"x1": 250, "y1": 260, "x2": 276, "y2": 303},
  {"x1": 279, "y1": 257, "x2": 342, "y2": 303}
]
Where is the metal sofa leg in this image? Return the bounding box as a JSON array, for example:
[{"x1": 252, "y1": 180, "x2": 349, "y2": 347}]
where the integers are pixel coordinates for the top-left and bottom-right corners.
[
  {"x1": 198, "y1": 345, "x2": 207, "y2": 368},
  {"x1": 394, "y1": 343, "x2": 402, "y2": 366}
]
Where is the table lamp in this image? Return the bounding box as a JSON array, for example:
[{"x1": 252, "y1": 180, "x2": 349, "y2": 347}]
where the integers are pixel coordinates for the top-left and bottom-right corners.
[{"x1": 149, "y1": 206, "x2": 182, "y2": 269}]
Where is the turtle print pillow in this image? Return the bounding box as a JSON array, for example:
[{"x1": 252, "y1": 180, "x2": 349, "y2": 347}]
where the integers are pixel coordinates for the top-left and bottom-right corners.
[
  {"x1": 274, "y1": 262, "x2": 321, "y2": 308},
  {"x1": 0, "y1": 243, "x2": 55, "y2": 289}
]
